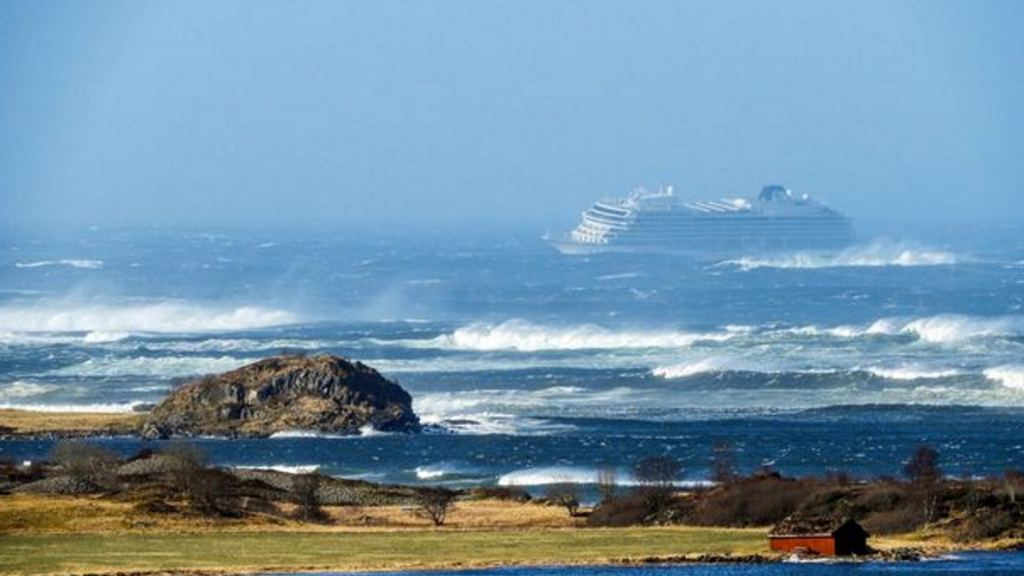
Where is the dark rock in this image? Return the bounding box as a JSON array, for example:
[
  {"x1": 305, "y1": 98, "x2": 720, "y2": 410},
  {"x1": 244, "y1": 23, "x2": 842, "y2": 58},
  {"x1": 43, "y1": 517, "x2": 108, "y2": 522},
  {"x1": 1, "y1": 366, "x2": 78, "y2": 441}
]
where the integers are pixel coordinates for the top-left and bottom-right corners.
[
  {"x1": 141, "y1": 355, "x2": 420, "y2": 438},
  {"x1": 14, "y1": 475, "x2": 103, "y2": 495}
]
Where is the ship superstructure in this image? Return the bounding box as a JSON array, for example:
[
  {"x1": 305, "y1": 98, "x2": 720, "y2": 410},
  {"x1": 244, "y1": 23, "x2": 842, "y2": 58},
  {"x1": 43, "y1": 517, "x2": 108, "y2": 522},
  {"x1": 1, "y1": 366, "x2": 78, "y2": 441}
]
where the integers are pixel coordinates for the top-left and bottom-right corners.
[{"x1": 551, "y1": 185, "x2": 854, "y2": 256}]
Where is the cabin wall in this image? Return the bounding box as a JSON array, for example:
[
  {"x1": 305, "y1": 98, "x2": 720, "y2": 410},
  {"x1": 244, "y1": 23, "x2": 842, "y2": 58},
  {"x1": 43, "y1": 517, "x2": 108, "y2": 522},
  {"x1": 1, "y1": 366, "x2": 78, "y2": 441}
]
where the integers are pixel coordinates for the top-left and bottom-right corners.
[{"x1": 768, "y1": 536, "x2": 836, "y2": 556}]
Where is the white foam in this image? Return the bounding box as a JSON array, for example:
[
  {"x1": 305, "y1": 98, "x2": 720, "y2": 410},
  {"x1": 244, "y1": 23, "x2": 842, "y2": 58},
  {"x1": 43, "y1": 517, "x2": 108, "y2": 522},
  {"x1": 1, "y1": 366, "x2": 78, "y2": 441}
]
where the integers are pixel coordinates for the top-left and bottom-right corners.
[
  {"x1": 777, "y1": 314, "x2": 1024, "y2": 344},
  {"x1": 497, "y1": 465, "x2": 713, "y2": 488},
  {"x1": 83, "y1": 331, "x2": 131, "y2": 344},
  {"x1": 651, "y1": 358, "x2": 726, "y2": 379},
  {"x1": 49, "y1": 355, "x2": 252, "y2": 378},
  {"x1": 420, "y1": 319, "x2": 731, "y2": 352},
  {"x1": 235, "y1": 464, "x2": 320, "y2": 474},
  {"x1": 867, "y1": 315, "x2": 1024, "y2": 343},
  {"x1": 0, "y1": 401, "x2": 146, "y2": 413},
  {"x1": 984, "y1": 365, "x2": 1024, "y2": 390},
  {"x1": 0, "y1": 381, "x2": 59, "y2": 400},
  {"x1": 719, "y1": 242, "x2": 958, "y2": 271},
  {"x1": 0, "y1": 300, "x2": 298, "y2": 333},
  {"x1": 14, "y1": 259, "x2": 104, "y2": 270},
  {"x1": 865, "y1": 366, "x2": 962, "y2": 380}
]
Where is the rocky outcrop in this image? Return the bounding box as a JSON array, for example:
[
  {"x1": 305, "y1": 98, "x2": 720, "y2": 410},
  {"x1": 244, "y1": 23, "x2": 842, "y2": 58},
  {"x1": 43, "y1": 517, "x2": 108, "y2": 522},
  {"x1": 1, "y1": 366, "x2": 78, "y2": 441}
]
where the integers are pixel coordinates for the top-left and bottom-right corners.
[{"x1": 141, "y1": 355, "x2": 419, "y2": 439}]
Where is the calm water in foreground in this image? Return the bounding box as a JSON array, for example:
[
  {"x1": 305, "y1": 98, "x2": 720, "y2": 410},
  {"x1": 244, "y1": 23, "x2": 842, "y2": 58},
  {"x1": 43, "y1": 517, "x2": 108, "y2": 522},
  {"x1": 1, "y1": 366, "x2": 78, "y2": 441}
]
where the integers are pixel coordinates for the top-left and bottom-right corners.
[{"x1": 259, "y1": 552, "x2": 1024, "y2": 575}]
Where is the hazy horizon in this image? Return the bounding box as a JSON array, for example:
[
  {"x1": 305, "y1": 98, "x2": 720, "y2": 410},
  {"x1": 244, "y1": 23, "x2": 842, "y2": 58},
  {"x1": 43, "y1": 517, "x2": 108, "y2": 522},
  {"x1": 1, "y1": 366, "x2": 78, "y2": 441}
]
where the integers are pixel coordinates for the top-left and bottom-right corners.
[{"x1": 2, "y1": 0, "x2": 1022, "y2": 235}]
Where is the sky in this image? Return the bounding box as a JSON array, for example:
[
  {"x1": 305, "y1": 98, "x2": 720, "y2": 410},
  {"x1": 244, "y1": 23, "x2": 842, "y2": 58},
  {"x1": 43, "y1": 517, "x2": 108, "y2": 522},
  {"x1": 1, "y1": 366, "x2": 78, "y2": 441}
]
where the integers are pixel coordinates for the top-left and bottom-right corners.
[{"x1": 1, "y1": 0, "x2": 1022, "y2": 233}]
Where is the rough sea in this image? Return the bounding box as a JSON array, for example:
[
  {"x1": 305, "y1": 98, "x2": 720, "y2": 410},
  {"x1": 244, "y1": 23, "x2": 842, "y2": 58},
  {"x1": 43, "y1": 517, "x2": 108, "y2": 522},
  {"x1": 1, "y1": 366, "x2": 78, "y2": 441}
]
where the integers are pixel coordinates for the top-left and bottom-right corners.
[{"x1": 2, "y1": 227, "x2": 1024, "y2": 489}]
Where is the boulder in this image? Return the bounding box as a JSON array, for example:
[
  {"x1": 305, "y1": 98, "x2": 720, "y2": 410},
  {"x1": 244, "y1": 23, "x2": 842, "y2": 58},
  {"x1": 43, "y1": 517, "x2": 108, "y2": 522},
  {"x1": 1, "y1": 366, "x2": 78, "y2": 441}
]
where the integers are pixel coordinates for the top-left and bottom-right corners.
[{"x1": 141, "y1": 355, "x2": 419, "y2": 438}]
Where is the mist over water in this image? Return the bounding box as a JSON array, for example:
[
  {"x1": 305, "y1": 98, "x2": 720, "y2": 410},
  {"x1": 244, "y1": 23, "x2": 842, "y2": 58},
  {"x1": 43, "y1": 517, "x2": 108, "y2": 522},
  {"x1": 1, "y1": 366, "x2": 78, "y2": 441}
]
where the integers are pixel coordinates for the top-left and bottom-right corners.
[{"x1": 1, "y1": 227, "x2": 1023, "y2": 485}]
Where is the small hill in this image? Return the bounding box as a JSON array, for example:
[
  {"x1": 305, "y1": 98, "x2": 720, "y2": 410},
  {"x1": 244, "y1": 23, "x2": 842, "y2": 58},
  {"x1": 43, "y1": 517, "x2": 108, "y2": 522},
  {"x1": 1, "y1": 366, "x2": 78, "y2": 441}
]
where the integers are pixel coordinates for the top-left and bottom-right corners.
[{"x1": 141, "y1": 355, "x2": 419, "y2": 438}]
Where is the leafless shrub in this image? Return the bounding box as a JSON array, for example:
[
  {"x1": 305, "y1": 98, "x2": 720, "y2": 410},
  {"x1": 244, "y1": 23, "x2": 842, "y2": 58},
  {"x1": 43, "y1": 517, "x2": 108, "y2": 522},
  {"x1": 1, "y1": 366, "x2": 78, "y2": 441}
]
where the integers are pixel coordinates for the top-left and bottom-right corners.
[
  {"x1": 545, "y1": 482, "x2": 581, "y2": 517},
  {"x1": 634, "y1": 455, "x2": 682, "y2": 514},
  {"x1": 49, "y1": 440, "x2": 121, "y2": 489},
  {"x1": 904, "y1": 445, "x2": 942, "y2": 525},
  {"x1": 415, "y1": 488, "x2": 457, "y2": 526},
  {"x1": 711, "y1": 440, "x2": 736, "y2": 484},
  {"x1": 687, "y1": 476, "x2": 814, "y2": 527},
  {"x1": 597, "y1": 466, "x2": 619, "y2": 503},
  {"x1": 292, "y1": 473, "x2": 328, "y2": 523}
]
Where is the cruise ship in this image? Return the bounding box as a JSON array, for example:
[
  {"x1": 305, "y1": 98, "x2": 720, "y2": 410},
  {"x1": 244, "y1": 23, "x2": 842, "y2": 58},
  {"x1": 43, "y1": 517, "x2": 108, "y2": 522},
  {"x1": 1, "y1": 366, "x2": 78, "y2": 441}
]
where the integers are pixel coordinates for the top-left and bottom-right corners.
[{"x1": 550, "y1": 185, "x2": 854, "y2": 256}]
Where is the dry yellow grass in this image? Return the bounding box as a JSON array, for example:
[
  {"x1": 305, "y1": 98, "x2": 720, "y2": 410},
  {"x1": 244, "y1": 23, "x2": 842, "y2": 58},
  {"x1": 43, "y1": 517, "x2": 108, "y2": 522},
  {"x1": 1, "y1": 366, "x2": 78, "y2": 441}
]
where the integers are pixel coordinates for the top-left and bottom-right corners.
[
  {"x1": 0, "y1": 409, "x2": 144, "y2": 437},
  {"x1": 0, "y1": 494, "x2": 576, "y2": 535}
]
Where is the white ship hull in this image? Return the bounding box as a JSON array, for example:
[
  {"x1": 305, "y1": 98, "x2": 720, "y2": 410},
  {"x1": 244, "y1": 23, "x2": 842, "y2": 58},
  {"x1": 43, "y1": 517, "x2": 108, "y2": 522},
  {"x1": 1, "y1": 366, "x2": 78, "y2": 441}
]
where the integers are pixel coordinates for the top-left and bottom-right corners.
[{"x1": 551, "y1": 185, "x2": 854, "y2": 257}]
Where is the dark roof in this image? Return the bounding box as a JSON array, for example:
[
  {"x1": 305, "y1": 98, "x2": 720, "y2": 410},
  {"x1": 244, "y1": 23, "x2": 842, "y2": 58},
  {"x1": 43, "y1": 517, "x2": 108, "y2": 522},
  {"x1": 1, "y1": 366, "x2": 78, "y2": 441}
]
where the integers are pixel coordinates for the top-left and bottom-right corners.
[{"x1": 770, "y1": 515, "x2": 868, "y2": 538}]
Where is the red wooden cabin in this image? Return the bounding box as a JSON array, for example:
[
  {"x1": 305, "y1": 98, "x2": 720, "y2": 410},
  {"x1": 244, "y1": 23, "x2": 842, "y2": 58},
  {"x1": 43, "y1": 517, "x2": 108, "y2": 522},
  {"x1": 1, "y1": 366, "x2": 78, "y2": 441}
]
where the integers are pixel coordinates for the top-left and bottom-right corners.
[{"x1": 768, "y1": 516, "x2": 869, "y2": 556}]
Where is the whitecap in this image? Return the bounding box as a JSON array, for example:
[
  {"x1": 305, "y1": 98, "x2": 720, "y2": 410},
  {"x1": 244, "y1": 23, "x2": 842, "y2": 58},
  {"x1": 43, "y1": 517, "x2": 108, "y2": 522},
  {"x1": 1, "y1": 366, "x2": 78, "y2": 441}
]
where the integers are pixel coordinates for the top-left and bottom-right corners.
[
  {"x1": 717, "y1": 242, "x2": 958, "y2": 271},
  {"x1": 414, "y1": 319, "x2": 732, "y2": 352},
  {"x1": 0, "y1": 381, "x2": 59, "y2": 401},
  {"x1": 984, "y1": 365, "x2": 1024, "y2": 390},
  {"x1": 234, "y1": 464, "x2": 320, "y2": 474},
  {"x1": 14, "y1": 259, "x2": 104, "y2": 270},
  {"x1": 0, "y1": 300, "x2": 298, "y2": 333}
]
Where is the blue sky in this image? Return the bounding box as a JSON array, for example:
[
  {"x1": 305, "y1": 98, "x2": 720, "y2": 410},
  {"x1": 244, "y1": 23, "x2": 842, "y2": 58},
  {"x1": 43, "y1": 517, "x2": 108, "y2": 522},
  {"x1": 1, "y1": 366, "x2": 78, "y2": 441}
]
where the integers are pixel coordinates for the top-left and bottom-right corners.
[{"x1": 1, "y1": 0, "x2": 1022, "y2": 232}]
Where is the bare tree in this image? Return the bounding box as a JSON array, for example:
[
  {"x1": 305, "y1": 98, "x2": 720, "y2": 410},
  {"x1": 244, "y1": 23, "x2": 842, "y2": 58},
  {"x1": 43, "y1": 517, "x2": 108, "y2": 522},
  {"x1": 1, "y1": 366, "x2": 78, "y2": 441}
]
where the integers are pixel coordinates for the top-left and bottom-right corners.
[
  {"x1": 904, "y1": 445, "x2": 942, "y2": 524},
  {"x1": 416, "y1": 488, "x2": 457, "y2": 526},
  {"x1": 597, "y1": 466, "x2": 619, "y2": 503},
  {"x1": 49, "y1": 440, "x2": 121, "y2": 489},
  {"x1": 634, "y1": 455, "x2": 682, "y2": 514},
  {"x1": 292, "y1": 473, "x2": 327, "y2": 522},
  {"x1": 160, "y1": 441, "x2": 208, "y2": 498},
  {"x1": 1005, "y1": 469, "x2": 1024, "y2": 503},
  {"x1": 711, "y1": 440, "x2": 736, "y2": 484},
  {"x1": 545, "y1": 482, "x2": 581, "y2": 517}
]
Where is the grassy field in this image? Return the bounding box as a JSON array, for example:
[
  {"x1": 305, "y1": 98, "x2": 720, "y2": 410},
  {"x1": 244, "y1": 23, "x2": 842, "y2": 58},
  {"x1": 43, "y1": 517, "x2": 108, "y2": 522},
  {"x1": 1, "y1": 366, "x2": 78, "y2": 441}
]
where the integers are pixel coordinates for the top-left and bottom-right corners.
[
  {"x1": 0, "y1": 409, "x2": 144, "y2": 437},
  {"x1": 0, "y1": 527, "x2": 770, "y2": 576}
]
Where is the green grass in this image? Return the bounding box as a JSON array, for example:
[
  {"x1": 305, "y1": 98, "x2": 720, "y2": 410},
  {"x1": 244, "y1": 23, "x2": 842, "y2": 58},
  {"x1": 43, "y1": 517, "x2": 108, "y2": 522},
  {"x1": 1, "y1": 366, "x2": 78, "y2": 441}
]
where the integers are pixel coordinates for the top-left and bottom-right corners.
[{"x1": 0, "y1": 527, "x2": 769, "y2": 575}]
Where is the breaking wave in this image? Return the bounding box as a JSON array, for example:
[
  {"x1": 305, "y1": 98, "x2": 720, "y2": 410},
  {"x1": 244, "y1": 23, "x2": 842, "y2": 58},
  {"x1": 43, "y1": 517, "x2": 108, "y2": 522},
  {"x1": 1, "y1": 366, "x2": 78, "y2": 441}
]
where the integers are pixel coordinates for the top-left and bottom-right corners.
[
  {"x1": 49, "y1": 355, "x2": 253, "y2": 378},
  {"x1": 497, "y1": 465, "x2": 713, "y2": 487},
  {"x1": 0, "y1": 301, "x2": 298, "y2": 333},
  {"x1": 421, "y1": 319, "x2": 734, "y2": 352},
  {"x1": 863, "y1": 366, "x2": 963, "y2": 380},
  {"x1": 652, "y1": 358, "x2": 729, "y2": 379},
  {"x1": 782, "y1": 314, "x2": 1024, "y2": 344},
  {"x1": 0, "y1": 401, "x2": 146, "y2": 413},
  {"x1": 0, "y1": 381, "x2": 59, "y2": 401},
  {"x1": 14, "y1": 259, "x2": 104, "y2": 270},
  {"x1": 985, "y1": 365, "x2": 1024, "y2": 391},
  {"x1": 718, "y1": 243, "x2": 958, "y2": 271}
]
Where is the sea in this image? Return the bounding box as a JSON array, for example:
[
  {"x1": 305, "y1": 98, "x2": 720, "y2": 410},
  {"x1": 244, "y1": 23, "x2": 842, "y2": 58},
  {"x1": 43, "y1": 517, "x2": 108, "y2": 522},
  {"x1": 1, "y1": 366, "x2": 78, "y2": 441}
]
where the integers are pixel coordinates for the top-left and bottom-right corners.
[
  {"x1": 2, "y1": 226, "x2": 1024, "y2": 489},
  {"x1": 260, "y1": 552, "x2": 1024, "y2": 575}
]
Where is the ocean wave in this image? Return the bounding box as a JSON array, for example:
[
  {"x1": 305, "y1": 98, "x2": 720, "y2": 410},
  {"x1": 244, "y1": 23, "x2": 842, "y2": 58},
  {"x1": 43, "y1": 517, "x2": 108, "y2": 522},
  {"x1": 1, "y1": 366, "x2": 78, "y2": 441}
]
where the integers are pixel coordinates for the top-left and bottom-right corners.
[
  {"x1": 14, "y1": 259, "x2": 104, "y2": 270},
  {"x1": 651, "y1": 358, "x2": 728, "y2": 379},
  {"x1": 49, "y1": 355, "x2": 252, "y2": 378},
  {"x1": 863, "y1": 366, "x2": 963, "y2": 380},
  {"x1": 0, "y1": 381, "x2": 59, "y2": 401},
  {"x1": 0, "y1": 300, "x2": 298, "y2": 333},
  {"x1": 234, "y1": 464, "x2": 320, "y2": 474},
  {"x1": 0, "y1": 401, "x2": 146, "y2": 413},
  {"x1": 778, "y1": 314, "x2": 1024, "y2": 344},
  {"x1": 497, "y1": 465, "x2": 714, "y2": 487},
  {"x1": 984, "y1": 365, "x2": 1024, "y2": 390},
  {"x1": 717, "y1": 243, "x2": 958, "y2": 271},
  {"x1": 419, "y1": 319, "x2": 733, "y2": 352}
]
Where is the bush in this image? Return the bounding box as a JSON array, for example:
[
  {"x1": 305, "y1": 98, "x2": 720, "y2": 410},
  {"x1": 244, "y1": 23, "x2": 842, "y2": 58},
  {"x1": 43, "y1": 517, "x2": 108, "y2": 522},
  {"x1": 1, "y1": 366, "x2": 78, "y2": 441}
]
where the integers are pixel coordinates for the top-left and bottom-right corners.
[
  {"x1": 587, "y1": 493, "x2": 650, "y2": 527},
  {"x1": 415, "y1": 488, "x2": 457, "y2": 526},
  {"x1": 545, "y1": 482, "x2": 581, "y2": 517},
  {"x1": 687, "y1": 476, "x2": 814, "y2": 527},
  {"x1": 861, "y1": 507, "x2": 923, "y2": 535},
  {"x1": 49, "y1": 441, "x2": 121, "y2": 489},
  {"x1": 954, "y1": 508, "x2": 1018, "y2": 542},
  {"x1": 634, "y1": 455, "x2": 682, "y2": 514},
  {"x1": 291, "y1": 473, "x2": 328, "y2": 523}
]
